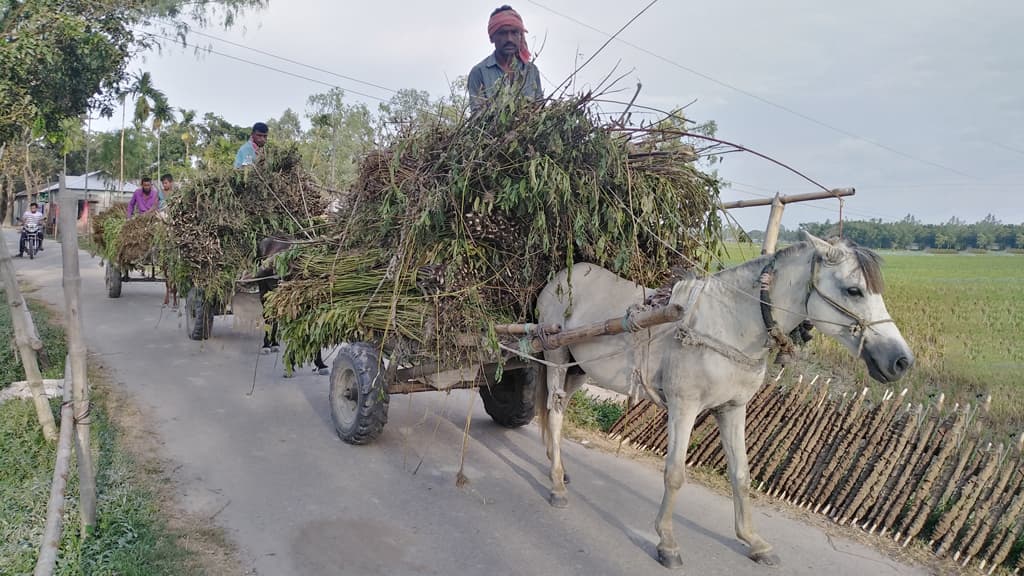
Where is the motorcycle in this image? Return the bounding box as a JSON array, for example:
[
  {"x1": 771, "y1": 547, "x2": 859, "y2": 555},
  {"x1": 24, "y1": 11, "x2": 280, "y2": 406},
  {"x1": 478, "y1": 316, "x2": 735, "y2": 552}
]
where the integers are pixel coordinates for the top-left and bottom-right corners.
[{"x1": 23, "y1": 222, "x2": 42, "y2": 259}]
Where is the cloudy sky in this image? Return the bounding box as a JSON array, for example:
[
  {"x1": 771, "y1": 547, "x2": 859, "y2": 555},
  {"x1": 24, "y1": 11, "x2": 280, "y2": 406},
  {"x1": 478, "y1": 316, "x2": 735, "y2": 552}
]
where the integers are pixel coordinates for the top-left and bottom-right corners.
[{"x1": 109, "y1": 0, "x2": 1024, "y2": 231}]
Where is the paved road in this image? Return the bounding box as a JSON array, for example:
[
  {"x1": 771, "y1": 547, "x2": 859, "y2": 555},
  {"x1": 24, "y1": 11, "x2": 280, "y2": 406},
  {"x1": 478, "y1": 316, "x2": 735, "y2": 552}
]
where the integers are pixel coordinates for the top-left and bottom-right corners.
[{"x1": 14, "y1": 231, "x2": 928, "y2": 576}]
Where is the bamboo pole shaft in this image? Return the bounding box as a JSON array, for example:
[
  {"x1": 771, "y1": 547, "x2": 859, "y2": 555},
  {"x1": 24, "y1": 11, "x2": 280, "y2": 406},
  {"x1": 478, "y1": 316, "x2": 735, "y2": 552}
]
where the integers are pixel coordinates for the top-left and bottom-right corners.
[
  {"x1": 524, "y1": 304, "x2": 683, "y2": 352},
  {"x1": 34, "y1": 359, "x2": 73, "y2": 576},
  {"x1": 761, "y1": 195, "x2": 785, "y2": 255},
  {"x1": 58, "y1": 175, "x2": 96, "y2": 533},
  {"x1": 721, "y1": 188, "x2": 856, "y2": 210},
  {"x1": 0, "y1": 228, "x2": 57, "y2": 440}
]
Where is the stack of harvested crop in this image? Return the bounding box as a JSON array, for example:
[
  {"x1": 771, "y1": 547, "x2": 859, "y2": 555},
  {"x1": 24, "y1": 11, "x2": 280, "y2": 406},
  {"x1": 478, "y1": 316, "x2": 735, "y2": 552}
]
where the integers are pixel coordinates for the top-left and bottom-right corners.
[
  {"x1": 90, "y1": 203, "x2": 165, "y2": 266},
  {"x1": 162, "y1": 143, "x2": 329, "y2": 304},
  {"x1": 117, "y1": 210, "x2": 162, "y2": 264},
  {"x1": 265, "y1": 91, "x2": 723, "y2": 370},
  {"x1": 91, "y1": 204, "x2": 126, "y2": 263}
]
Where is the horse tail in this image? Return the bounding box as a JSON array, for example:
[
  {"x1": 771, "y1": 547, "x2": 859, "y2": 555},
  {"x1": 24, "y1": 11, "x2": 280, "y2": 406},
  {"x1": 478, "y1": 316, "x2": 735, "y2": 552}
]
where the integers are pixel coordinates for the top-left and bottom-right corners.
[{"x1": 535, "y1": 362, "x2": 549, "y2": 446}]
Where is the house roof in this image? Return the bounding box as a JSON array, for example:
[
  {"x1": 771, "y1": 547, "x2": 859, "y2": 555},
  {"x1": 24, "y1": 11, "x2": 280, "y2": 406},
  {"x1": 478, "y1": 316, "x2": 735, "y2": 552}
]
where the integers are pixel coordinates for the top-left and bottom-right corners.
[{"x1": 17, "y1": 171, "x2": 137, "y2": 198}]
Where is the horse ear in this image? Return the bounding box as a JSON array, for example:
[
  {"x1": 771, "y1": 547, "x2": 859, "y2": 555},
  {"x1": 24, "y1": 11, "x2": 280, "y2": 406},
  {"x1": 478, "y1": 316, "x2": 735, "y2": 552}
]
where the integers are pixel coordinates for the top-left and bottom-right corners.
[
  {"x1": 801, "y1": 230, "x2": 830, "y2": 253},
  {"x1": 802, "y1": 230, "x2": 844, "y2": 264}
]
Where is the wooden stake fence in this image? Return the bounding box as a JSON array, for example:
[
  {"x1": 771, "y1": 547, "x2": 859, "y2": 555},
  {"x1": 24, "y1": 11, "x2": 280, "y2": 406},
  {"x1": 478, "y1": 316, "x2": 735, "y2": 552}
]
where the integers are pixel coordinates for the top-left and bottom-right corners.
[
  {"x1": 58, "y1": 174, "x2": 96, "y2": 533},
  {"x1": 34, "y1": 358, "x2": 73, "y2": 576},
  {"x1": 0, "y1": 220, "x2": 57, "y2": 440},
  {"x1": 609, "y1": 376, "x2": 1024, "y2": 573}
]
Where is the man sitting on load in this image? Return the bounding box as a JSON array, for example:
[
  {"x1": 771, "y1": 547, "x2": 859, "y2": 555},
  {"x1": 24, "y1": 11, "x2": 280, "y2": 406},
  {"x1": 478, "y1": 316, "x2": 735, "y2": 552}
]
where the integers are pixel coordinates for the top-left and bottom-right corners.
[
  {"x1": 468, "y1": 5, "x2": 543, "y2": 112},
  {"x1": 234, "y1": 122, "x2": 269, "y2": 168},
  {"x1": 127, "y1": 177, "x2": 159, "y2": 218}
]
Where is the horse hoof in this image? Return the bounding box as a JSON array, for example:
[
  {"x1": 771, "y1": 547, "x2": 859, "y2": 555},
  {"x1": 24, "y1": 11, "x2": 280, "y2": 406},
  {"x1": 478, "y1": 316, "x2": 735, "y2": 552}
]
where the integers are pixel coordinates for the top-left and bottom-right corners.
[
  {"x1": 749, "y1": 550, "x2": 779, "y2": 566},
  {"x1": 657, "y1": 548, "x2": 684, "y2": 569},
  {"x1": 271, "y1": 345, "x2": 280, "y2": 352},
  {"x1": 549, "y1": 492, "x2": 569, "y2": 508},
  {"x1": 317, "y1": 367, "x2": 329, "y2": 376},
  {"x1": 261, "y1": 347, "x2": 271, "y2": 355},
  {"x1": 282, "y1": 372, "x2": 294, "y2": 379}
]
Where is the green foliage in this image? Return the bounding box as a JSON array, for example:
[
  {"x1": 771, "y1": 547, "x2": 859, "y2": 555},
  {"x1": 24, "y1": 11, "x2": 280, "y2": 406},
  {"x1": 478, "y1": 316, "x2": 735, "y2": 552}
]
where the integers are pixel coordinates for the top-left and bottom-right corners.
[
  {"x1": 565, "y1": 390, "x2": 626, "y2": 432},
  {"x1": 162, "y1": 142, "x2": 327, "y2": 303},
  {"x1": 798, "y1": 213, "x2": 1024, "y2": 251},
  {"x1": 268, "y1": 91, "x2": 723, "y2": 370}
]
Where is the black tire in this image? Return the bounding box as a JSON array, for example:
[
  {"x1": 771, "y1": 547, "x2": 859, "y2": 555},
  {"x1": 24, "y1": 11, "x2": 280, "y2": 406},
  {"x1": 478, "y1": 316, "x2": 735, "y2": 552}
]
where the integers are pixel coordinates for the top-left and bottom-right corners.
[
  {"x1": 329, "y1": 343, "x2": 389, "y2": 444},
  {"x1": 186, "y1": 288, "x2": 214, "y2": 341},
  {"x1": 480, "y1": 366, "x2": 537, "y2": 428},
  {"x1": 27, "y1": 237, "x2": 36, "y2": 259},
  {"x1": 105, "y1": 263, "x2": 122, "y2": 298}
]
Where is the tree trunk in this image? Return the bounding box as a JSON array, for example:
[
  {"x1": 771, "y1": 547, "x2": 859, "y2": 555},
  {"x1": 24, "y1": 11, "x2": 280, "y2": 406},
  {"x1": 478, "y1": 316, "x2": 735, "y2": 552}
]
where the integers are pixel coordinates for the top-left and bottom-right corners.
[
  {"x1": 34, "y1": 358, "x2": 73, "y2": 576},
  {"x1": 119, "y1": 104, "x2": 126, "y2": 195},
  {"x1": 0, "y1": 231, "x2": 57, "y2": 440},
  {"x1": 156, "y1": 129, "x2": 161, "y2": 177},
  {"x1": 58, "y1": 174, "x2": 96, "y2": 534}
]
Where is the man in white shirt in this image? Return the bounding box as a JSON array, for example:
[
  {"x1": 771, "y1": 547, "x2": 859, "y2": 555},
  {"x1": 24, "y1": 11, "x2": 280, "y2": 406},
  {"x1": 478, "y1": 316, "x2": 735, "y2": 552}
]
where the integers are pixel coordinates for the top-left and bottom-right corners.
[{"x1": 18, "y1": 202, "x2": 45, "y2": 257}]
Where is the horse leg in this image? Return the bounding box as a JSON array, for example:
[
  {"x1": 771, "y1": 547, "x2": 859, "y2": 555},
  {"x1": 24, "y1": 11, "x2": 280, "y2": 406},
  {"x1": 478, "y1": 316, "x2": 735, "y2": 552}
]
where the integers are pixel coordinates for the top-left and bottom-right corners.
[
  {"x1": 541, "y1": 347, "x2": 573, "y2": 508},
  {"x1": 655, "y1": 402, "x2": 699, "y2": 569},
  {"x1": 716, "y1": 404, "x2": 778, "y2": 565},
  {"x1": 261, "y1": 323, "x2": 273, "y2": 354},
  {"x1": 269, "y1": 320, "x2": 280, "y2": 352}
]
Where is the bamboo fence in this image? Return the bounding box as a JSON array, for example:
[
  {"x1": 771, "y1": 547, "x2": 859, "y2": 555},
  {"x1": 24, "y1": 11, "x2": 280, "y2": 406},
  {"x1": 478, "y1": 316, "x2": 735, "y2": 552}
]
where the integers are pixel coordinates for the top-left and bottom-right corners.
[{"x1": 609, "y1": 376, "x2": 1024, "y2": 573}]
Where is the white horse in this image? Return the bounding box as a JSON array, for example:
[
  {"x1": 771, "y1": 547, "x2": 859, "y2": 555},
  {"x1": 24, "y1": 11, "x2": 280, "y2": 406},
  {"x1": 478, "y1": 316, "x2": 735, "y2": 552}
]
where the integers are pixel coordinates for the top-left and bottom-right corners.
[{"x1": 534, "y1": 232, "x2": 913, "y2": 569}]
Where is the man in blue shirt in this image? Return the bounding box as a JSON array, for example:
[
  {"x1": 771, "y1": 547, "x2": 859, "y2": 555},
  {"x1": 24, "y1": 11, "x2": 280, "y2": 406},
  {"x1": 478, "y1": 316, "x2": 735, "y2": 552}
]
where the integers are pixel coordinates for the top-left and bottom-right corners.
[
  {"x1": 234, "y1": 122, "x2": 268, "y2": 168},
  {"x1": 467, "y1": 6, "x2": 543, "y2": 112}
]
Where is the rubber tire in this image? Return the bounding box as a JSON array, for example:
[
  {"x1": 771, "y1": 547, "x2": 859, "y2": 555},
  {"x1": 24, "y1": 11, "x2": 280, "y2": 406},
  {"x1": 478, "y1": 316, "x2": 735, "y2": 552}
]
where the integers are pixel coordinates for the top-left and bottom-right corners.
[
  {"x1": 329, "y1": 343, "x2": 389, "y2": 445},
  {"x1": 106, "y1": 263, "x2": 122, "y2": 298},
  {"x1": 480, "y1": 366, "x2": 537, "y2": 428},
  {"x1": 187, "y1": 288, "x2": 214, "y2": 341}
]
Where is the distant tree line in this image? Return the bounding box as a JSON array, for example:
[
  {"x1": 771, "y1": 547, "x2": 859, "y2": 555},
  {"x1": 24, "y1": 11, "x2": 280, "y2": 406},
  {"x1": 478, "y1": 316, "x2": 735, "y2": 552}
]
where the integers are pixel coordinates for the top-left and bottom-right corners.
[{"x1": 744, "y1": 215, "x2": 1024, "y2": 250}]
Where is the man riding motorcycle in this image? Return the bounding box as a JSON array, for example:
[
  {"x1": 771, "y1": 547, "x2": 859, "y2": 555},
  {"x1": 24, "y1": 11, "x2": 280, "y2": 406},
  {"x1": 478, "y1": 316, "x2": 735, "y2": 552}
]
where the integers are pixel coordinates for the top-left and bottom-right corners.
[{"x1": 18, "y1": 202, "x2": 44, "y2": 258}]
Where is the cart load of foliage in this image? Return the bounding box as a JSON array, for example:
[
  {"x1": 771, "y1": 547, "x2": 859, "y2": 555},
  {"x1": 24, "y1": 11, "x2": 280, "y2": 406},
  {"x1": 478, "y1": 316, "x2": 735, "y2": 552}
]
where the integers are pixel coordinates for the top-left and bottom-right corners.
[
  {"x1": 264, "y1": 91, "x2": 724, "y2": 370},
  {"x1": 90, "y1": 203, "x2": 163, "y2": 266},
  {"x1": 161, "y1": 144, "x2": 330, "y2": 303}
]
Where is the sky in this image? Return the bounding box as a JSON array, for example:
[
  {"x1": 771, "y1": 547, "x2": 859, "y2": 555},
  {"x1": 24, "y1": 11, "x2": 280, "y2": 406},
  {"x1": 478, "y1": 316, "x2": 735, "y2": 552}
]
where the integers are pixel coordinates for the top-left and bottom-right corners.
[{"x1": 103, "y1": 0, "x2": 1024, "y2": 231}]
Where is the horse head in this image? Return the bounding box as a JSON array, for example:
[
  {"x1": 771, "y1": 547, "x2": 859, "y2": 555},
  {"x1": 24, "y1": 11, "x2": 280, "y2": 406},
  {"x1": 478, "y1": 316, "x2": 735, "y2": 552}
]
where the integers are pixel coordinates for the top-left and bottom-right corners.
[{"x1": 802, "y1": 231, "x2": 914, "y2": 383}]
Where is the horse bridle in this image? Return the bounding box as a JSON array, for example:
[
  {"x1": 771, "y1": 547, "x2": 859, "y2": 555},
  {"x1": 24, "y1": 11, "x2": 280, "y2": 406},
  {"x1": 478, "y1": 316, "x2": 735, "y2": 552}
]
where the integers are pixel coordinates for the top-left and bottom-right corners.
[{"x1": 759, "y1": 253, "x2": 895, "y2": 357}]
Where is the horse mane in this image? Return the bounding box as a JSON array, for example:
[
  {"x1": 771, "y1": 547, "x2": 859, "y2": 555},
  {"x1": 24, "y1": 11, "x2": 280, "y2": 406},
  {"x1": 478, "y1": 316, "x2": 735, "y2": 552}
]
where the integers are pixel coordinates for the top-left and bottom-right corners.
[
  {"x1": 714, "y1": 238, "x2": 885, "y2": 294},
  {"x1": 846, "y1": 240, "x2": 885, "y2": 294}
]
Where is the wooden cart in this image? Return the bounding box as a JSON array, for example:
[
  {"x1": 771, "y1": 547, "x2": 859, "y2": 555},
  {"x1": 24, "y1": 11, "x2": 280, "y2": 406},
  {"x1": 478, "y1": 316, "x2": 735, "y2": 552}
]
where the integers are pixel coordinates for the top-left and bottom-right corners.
[
  {"x1": 104, "y1": 255, "x2": 165, "y2": 299},
  {"x1": 329, "y1": 303, "x2": 684, "y2": 444}
]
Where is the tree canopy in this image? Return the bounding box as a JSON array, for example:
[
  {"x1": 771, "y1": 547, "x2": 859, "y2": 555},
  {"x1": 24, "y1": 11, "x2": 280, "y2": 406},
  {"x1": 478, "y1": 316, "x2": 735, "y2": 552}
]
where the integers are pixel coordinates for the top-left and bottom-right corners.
[{"x1": 0, "y1": 0, "x2": 266, "y2": 150}]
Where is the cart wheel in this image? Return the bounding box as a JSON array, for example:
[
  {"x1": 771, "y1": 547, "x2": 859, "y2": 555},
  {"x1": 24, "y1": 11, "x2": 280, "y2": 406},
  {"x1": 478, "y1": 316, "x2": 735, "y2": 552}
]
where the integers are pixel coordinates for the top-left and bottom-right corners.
[
  {"x1": 105, "y1": 263, "x2": 122, "y2": 298},
  {"x1": 330, "y1": 343, "x2": 389, "y2": 445},
  {"x1": 186, "y1": 288, "x2": 214, "y2": 341},
  {"x1": 480, "y1": 366, "x2": 537, "y2": 428}
]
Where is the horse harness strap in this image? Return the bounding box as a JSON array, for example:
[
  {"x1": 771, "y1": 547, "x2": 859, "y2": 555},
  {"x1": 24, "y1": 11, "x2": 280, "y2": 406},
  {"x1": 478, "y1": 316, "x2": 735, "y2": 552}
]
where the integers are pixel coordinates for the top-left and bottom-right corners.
[
  {"x1": 674, "y1": 279, "x2": 768, "y2": 371},
  {"x1": 758, "y1": 256, "x2": 798, "y2": 359},
  {"x1": 806, "y1": 256, "x2": 896, "y2": 355}
]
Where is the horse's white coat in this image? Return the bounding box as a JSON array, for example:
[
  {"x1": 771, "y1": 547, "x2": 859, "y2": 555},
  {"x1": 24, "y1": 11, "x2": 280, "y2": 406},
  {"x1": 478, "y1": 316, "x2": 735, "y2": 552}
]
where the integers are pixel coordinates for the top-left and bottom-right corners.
[{"x1": 534, "y1": 232, "x2": 913, "y2": 568}]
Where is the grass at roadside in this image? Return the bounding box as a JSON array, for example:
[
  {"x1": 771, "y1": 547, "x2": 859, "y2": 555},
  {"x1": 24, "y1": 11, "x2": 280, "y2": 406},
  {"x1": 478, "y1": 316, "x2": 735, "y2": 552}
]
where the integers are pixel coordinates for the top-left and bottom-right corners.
[
  {"x1": 565, "y1": 390, "x2": 625, "y2": 433},
  {"x1": 0, "y1": 294, "x2": 206, "y2": 575},
  {"x1": 0, "y1": 300, "x2": 67, "y2": 387}
]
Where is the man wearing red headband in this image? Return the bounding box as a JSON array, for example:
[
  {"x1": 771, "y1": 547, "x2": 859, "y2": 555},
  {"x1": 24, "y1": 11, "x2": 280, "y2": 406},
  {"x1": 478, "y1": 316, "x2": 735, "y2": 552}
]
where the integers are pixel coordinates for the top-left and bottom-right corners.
[{"x1": 468, "y1": 5, "x2": 543, "y2": 112}]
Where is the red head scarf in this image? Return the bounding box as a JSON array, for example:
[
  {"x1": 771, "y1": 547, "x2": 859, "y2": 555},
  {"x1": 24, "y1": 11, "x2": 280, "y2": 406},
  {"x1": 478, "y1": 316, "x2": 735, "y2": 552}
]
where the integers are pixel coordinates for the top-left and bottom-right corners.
[{"x1": 488, "y1": 8, "x2": 531, "y2": 62}]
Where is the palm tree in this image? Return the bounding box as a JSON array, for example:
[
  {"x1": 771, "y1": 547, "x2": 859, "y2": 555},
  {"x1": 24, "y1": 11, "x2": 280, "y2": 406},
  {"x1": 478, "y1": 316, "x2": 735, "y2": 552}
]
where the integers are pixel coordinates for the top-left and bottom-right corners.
[
  {"x1": 119, "y1": 71, "x2": 168, "y2": 189},
  {"x1": 150, "y1": 97, "x2": 173, "y2": 176},
  {"x1": 178, "y1": 109, "x2": 198, "y2": 166}
]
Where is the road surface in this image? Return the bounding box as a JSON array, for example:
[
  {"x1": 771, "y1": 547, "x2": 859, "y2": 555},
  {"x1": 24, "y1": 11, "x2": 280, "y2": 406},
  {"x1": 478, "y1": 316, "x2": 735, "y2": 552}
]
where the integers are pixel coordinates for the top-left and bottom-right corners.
[{"x1": 12, "y1": 230, "x2": 928, "y2": 576}]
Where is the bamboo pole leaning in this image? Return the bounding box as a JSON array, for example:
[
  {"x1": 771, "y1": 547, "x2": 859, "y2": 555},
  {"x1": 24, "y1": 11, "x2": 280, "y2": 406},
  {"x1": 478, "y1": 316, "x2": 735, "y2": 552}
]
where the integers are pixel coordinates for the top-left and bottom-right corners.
[
  {"x1": 0, "y1": 227, "x2": 57, "y2": 440},
  {"x1": 58, "y1": 175, "x2": 96, "y2": 534},
  {"x1": 34, "y1": 358, "x2": 73, "y2": 576}
]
